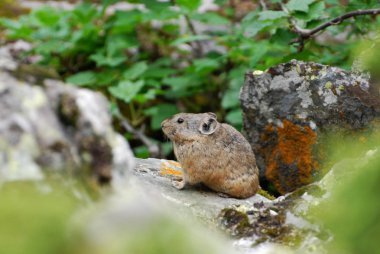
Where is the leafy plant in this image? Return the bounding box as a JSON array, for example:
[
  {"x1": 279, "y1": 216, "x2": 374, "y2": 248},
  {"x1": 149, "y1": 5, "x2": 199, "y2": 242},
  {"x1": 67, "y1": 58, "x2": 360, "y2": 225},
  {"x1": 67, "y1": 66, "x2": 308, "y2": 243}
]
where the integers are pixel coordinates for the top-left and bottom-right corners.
[{"x1": 1, "y1": 0, "x2": 379, "y2": 157}]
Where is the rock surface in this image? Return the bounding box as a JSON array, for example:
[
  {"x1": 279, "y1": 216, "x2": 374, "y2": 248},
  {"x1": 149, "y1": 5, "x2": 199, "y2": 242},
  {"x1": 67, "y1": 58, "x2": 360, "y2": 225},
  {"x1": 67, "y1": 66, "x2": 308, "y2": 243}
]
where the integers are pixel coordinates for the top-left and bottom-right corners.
[
  {"x1": 127, "y1": 158, "x2": 328, "y2": 253},
  {"x1": 240, "y1": 60, "x2": 380, "y2": 194},
  {"x1": 0, "y1": 45, "x2": 134, "y2": 183},
  {"x1": 129, "y1": 158, "x2": 269, "y2": 222}
]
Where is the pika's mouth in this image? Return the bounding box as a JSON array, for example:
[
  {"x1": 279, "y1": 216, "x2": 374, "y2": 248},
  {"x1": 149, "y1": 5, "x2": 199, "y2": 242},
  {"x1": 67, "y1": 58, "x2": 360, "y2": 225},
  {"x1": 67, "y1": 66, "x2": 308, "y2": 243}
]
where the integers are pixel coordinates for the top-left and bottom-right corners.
[{"x1": 162, "y1": 126, "x2": 175, "y2": 140}]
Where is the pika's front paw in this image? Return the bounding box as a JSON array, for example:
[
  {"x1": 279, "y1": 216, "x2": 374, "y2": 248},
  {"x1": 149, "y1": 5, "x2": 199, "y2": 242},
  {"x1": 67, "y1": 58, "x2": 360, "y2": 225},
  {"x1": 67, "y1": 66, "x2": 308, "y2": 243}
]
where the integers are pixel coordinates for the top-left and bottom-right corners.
[
  {"x1": 172, "y1": 179, "x2": 186, "y2": 189},
  {"x1": 217, "y1": 192, "x2": 230, "y2": 198}
]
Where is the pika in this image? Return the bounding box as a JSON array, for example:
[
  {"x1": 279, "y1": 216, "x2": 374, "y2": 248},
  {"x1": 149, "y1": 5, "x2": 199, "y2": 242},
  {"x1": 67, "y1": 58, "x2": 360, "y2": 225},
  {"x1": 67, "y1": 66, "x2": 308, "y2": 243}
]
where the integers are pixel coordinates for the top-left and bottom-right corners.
[{"x1": 161, "y1": 112, "x2": 259, "y2": 199}]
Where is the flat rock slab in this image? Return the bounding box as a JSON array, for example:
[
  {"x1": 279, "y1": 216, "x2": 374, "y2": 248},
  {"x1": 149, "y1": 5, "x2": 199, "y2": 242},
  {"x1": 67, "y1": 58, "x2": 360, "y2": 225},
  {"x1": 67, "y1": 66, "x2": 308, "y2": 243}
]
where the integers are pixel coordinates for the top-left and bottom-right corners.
[
  {"x1": 131, "y1": 158, "x2": 270, "y2": 223},
  {"x1": 129, "y1": 158, "x2": 329, "y2": 252}
]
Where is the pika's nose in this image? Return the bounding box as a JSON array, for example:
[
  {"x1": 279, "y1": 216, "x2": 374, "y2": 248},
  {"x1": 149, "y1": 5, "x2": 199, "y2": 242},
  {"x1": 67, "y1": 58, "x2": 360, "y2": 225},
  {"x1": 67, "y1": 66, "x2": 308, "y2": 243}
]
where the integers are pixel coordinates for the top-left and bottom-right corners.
[{"x1": 161, "y1": 119, "x2": 168, "y2": 128}]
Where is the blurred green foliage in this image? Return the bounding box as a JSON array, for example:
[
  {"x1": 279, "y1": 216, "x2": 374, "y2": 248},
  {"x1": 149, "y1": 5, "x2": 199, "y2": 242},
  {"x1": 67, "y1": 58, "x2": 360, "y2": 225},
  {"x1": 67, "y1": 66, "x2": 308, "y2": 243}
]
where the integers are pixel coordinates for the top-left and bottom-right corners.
[
  {"x1": 1, "y1": 0, "x2": 379, "y2": 157},
  {"x1": 0, "y1": 181, "x2": 80, "y2": 254},
  {"x1": 313, "y1": 131, "x2": 380, "y2": 254},
  {"x1": 0, "y1": 180, "x2": 232, "y2": 254}
]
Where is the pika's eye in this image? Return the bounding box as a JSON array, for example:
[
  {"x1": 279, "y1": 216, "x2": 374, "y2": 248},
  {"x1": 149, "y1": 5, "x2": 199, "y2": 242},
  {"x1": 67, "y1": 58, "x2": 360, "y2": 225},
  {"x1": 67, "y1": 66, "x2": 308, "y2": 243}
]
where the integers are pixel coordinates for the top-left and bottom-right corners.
[{"x1": 177, "y1": 118, "x2": 184, "y2": 124}]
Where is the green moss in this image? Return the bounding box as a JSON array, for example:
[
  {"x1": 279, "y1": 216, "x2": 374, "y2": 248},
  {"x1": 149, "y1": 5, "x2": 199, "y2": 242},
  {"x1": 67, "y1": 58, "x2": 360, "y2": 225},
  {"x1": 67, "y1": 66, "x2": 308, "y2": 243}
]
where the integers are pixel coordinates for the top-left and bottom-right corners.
[
  {"x1": 258, "y1": 188, "x2": 276, "y2": 200},
  {"x1": 219, "y1": 208, "x2": 251, "y2": 237}
]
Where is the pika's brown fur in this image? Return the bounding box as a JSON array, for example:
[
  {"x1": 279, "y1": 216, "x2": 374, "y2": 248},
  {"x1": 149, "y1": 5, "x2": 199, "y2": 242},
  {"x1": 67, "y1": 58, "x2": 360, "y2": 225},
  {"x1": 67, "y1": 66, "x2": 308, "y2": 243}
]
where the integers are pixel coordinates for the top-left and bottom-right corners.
[{"x1": 161, "y1": 112, "x2": 259, "y2": 199}]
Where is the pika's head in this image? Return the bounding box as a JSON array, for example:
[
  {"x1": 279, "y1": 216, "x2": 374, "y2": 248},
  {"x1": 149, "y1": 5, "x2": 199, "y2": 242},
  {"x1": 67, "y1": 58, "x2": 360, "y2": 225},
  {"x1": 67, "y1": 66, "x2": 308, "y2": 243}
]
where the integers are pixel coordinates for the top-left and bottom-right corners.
[{"x1": 161, "y1": 112, "x2": 220, "y2": 142}]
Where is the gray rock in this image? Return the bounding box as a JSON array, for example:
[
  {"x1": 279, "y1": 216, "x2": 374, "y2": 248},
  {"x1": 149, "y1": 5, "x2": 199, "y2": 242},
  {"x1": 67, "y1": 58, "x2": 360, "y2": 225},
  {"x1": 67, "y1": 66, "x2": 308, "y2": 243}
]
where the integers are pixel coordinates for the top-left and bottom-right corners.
[
  {"x1": 127, "y1": 157, "x2": 331, "y2": 253},
  {"x1": 78, "y1": 180, "x2": 240, "y2": 254},
  {"x1": 240, "y1": 60, "x2": 380, "y2": 194},
  {"x1": 0, "y1": 47, "x2": 134, "y2": 183},
  {"x1": 129, "y1": 158, "x2": 270, "y2": 222}
]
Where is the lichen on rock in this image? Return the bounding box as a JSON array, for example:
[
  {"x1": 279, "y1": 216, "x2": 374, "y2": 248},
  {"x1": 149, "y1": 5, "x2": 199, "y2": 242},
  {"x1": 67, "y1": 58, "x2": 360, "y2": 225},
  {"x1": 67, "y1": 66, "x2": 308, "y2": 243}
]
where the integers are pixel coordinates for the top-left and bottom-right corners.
[
  {"x1": 0, "y1": 45, "x2": 134, "y2": 184},
  {"x1": 240, "y1": 59, "x2": 380, "y2": 194}
]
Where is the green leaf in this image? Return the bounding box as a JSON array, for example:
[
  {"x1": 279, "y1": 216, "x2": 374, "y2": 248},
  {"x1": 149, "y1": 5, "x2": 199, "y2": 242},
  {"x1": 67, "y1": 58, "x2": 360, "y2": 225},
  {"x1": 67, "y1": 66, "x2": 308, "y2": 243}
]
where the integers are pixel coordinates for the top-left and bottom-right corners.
[
  {"x1": 286, "y1": 0, "x2": 315, "y2": 12},
  {"x1": 110, "y1": 101, "x2": 121, "y2": 117},
  {"x1": 66, "y1": 71, "x2": 97, "y2": 86},
  {"x1": 112, "y1": 10, "x2": 142, "y2": 33},
  {"x1": 90, "y1": 51, "x2": 127, "y2": 67},
  {"x1": 162, "y1": 142, "x2": 173, "y2": 156},
  {"x1": 130, "y1": 0, "x2": 171, "y2": 11},
  {"x1": 106, "y1": 34, "x2": 137, "y2": 55},
  {"x1": 133, "y1": 145, "x2": 149, "y2": 158},
  {"x1": 258, "y1": 11, "x2": 287, "y2": 21},
  {"x1": 222, "y1": 89, "x2": 240, "y2": 109},
  {"x1": 243, "y1": 20, "x2": 272, "y2": 37},
  {"x1": 250, "y1": 42, "x2": 269, "y2": 66},
  {"x1": 306, "y1": 1, "x2": 326, "y2": 20},
  {"x1": 192, "y1": 58, "x2": 220, "y2": 75},
  {"x1": 225, "y1": 109, "x2": 243, "y2": 126},
  {"x1": 34, "y1": 8, "x2": 61, "y2": 26},
  {"x1": 293, "y1": 1, "x2": 325, "y2": 21},
  {"x1": 191, "y1": 12, "x2": 230, "y2": 25},
  {"x1": 134, "y1": 88, "x2": 157, "y2": 103},
  {"x1": 228, "y1": 66, "x2": 245, "y2": 89},
  {"x1": 142, "y1": 68, "x2": 176, "y2": 79},
  {"x1": 144, "y1": 104, "x2": 178, "y2": 130},
  {"x1": 162, "y1": 76, "x2": 193, "y2": 90},
  {"x1": 176, "y1": 0, "x2": 201, "y2": 11},
  {"x1": 123, "y1": 62, "x2": 148, "y2": 80},
  {"x1": 143, "y1": 9, "x2": 180, "y2": 21},
  {"x1": 95, "y1": 70, "x2": 119, "y2": 87},
  {"x1": 34, "y1": 41, "x2": 63, "y2": 54},
  {"x1": 171, "y1": 35, "x2": 210, "y2": 46},
  {"x1": 292, "y1": 1, "x2": 325, "y2": 21},
  {"x1": 108, "y1": 80, "x2": 145, "y2": 103},
  {"x1": 71, "y1": 3, "x2": 99, "y2": 24},
  {"x1": 0, "y1": 18, "x2": 21, "y2": 30},
  {"x1": 0, "y1": 18, "x2": 34, "y2": 40}
]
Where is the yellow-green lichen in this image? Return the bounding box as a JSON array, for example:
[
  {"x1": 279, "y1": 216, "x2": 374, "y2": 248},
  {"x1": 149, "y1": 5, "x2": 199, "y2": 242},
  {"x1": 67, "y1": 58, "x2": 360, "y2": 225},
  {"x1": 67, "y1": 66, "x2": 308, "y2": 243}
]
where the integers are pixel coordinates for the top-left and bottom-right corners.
[
  {"x1": 324, "y1": 81, "x2": 333, "y2": 89},
  {"x1": 258, "y1": 189, "x2": 276, "y2": 200},
  {"x1": 253, "y1": 70, "x2": 264, "y2": 75}
]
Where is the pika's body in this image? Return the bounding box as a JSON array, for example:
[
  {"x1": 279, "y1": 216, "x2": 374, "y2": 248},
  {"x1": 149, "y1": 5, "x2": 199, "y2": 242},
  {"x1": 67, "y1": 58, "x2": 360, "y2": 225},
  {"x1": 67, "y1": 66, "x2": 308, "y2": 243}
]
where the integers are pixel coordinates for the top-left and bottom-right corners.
[{"x1": 161, "y1": 112, "x2": 259, "y2": 198}]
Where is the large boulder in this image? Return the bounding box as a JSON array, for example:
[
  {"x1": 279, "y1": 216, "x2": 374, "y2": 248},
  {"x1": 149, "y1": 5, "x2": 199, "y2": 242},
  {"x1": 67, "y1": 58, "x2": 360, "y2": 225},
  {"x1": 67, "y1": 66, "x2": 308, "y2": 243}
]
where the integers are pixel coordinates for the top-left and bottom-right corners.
[
  {"x1": 240, "y1": 60, "x2": 380, "y2": 194},
  {"x1": 0, "y1": 45, "x2": 134, "y2": 183}
]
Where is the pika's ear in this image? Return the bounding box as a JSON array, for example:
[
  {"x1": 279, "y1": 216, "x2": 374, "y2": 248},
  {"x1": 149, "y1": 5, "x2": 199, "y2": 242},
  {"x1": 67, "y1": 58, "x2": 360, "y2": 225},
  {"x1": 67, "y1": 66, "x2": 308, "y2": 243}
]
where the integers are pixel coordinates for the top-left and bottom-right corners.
[
  {"x1": 206, "y1": 112, "x2": 217, "y2": 119},
  {"x1": 199, "y1": 116, "x2": 219, "y2": 135}
]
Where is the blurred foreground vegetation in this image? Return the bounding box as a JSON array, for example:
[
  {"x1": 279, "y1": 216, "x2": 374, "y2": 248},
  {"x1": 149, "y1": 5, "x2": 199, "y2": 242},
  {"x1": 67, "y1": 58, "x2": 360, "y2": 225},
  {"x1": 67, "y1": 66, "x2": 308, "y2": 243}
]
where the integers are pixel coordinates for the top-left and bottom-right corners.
[
  {"x1": 313, "y1": 130, "x2": 380, "y2": 254},
  {"x1": 0, "y1": 178, "x2": 231, "y2": 254},
  {"x1": 1, "y1": 0, "x2": 380, "y2": 157}
]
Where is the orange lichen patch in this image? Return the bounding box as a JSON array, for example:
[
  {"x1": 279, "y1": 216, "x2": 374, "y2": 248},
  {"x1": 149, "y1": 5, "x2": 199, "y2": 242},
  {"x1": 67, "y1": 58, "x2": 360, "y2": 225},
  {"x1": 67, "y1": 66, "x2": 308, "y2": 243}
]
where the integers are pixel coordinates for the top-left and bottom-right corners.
[
  {"x1": 263, "y1": 120, "x2": 318, "y2": 194},
  {"x1": 160, "y1": 167, "x2": 183, "y2": 176},
  {"x1": 159, "y1": 160, "x2": 183, "y2": 177},
  {"x1": 166, "y1": 160, "x2": 182, "y2": 168}
]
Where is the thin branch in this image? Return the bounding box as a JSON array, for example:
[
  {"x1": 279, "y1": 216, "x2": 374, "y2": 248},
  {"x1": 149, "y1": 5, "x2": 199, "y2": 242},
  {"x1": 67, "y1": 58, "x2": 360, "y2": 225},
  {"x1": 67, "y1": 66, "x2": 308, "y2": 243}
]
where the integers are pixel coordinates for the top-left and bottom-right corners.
[
  {"x1": 183, "y1": 14, "x2": 203, "y2": 54},
  {"x1": 290, "y1": 8, "x2": 380, "y2": 51},
  {"x1": 259, "y1": 0, "x2": 268, "y2": 11},
  {"x1": 116, "y1": 114, "x2": 161, "y2": 158},
  {"x1": 170, "y1": 0, "x2": 203, "y2": 56}
]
